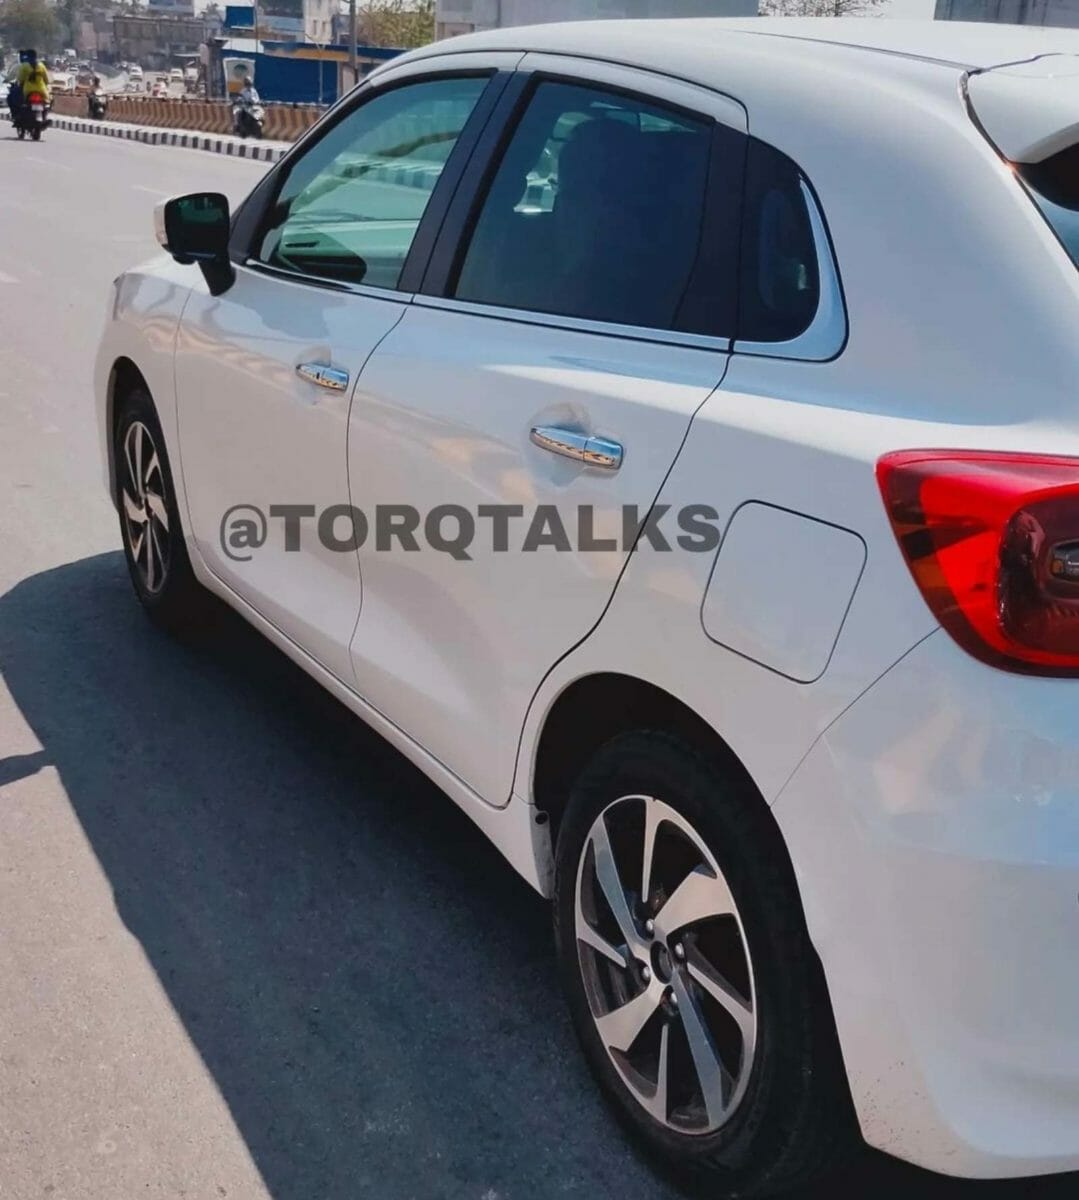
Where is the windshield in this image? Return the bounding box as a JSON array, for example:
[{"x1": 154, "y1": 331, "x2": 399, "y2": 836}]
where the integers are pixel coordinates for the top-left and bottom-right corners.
[{"x1": 1019, "y1": 144, "x2": 1079, "y2": 268}]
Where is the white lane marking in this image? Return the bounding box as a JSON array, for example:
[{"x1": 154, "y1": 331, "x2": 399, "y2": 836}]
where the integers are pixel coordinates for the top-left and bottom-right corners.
[
  {"x1": 132, "y1": 185, "x2": 170, "y2": 198},
  {"x1": 25, "y1": 155, "x2": 74, "y2": 171},
  {"x1": 0, "y1": 270, "x2": 19, "y2": 284}
]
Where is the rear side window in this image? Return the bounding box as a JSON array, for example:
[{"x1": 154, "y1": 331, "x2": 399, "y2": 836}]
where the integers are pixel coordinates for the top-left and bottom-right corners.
[
  {"x1": 738, "y1": 139, "x2": 820, "y2": 344},
  {"x1": 1019, "y1": 144, "x2": 1079, "y2": 268},
  {"x1": 453, "y1": 80, "x2": 720, "y2": 333}
]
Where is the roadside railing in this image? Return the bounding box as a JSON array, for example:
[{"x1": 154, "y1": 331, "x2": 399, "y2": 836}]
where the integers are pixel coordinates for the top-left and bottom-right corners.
[{"x1": 51, "y1": 94, "x2": 327, "y2": 141}]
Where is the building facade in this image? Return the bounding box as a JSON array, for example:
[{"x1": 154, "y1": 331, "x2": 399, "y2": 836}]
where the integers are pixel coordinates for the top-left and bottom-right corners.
[
  {"x1": 112, "y1": 14, "x2": 219, "y2": 67},
  {"x1": 304, "y1": 0, "x2": 337, "y2": 44},
  {"x1": 935, "y1": 0, "x2": 1079, "y2": 23},
  {"x1": 76, "y1": 12, "x2": 114, "y2": 57},
  {"x1": 436, "y1": 0, "x2": 756, "y2": 40}
]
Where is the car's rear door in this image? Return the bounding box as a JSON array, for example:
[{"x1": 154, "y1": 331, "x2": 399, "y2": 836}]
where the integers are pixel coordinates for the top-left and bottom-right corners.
[
  {"x1": 346, "y1": 56, "x2": 747, "y2": 805},
  {"x1": 174, "y1": 56, "x2": 515, "y2": 683}
]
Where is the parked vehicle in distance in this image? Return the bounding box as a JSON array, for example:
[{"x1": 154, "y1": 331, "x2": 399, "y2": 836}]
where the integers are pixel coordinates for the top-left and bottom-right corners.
[
  {"x1": 50, "y1": 71, "x2": 75, "y2": 94},
  {"x1": 95, "y1": 17, "x2": 1079, "y2": 1197},
  {"x1": 128, "y1": 64, "x2": 143, "y2": 81},
  {"x1": 168, "y1": 67, "x2": 184, "y2": 84}
]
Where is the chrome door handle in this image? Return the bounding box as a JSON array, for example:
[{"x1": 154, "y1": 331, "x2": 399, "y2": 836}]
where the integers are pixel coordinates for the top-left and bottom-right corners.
[
  {"x1": 530, "y1": 425, "x2": 623, "y2": 470},
  {"x1": 297, "y1": 362, "x2": 349, "y2": 391}
]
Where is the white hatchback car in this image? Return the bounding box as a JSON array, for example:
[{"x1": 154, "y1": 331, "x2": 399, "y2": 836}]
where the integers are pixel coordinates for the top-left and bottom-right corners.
[{"x1": 95, "y1": 18, "x2": 1079, "y2": 1196}]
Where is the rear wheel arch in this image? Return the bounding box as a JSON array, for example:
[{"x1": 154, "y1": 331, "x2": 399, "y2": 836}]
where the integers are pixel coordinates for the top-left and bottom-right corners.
[{"x1": 532, "y1": 673, "x2": 765, "y2": 846}]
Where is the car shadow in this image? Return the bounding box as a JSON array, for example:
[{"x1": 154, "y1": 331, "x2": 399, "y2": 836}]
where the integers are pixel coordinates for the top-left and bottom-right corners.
[{"x1": 0, "y1": 552, "x2": 1075, "y2": 1200}]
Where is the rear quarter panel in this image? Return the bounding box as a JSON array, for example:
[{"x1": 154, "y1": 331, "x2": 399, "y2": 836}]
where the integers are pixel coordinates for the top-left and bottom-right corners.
[{"x1": 516, "y1": 51, "x2": 1079, "y2": 807}]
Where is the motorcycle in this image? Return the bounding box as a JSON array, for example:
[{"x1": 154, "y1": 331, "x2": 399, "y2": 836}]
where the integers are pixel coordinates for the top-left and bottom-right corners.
[
  {"x1": 88, "y1": 89, "x2": 107, "y2": 120},
  {"x1": 15, "y1": 91, "x2": 49, "y2": 141},
  {"x1": 232, "y1": 99, "x2": 264, "y2": 140}
]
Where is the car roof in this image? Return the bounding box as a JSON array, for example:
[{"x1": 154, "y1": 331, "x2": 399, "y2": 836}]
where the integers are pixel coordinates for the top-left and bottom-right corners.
[
  {"x1": 405, "y1": 16, "x2": 1079, "y2": 75},
  {"x1": 715, "y1": 17, "x2": 1079, "y2": 68}
]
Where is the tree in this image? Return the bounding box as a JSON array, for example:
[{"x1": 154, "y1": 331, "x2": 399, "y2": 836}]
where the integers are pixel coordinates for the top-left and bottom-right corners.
[
  {"x1": 358, "y1": 0, "x2": 435, "y2": 49},
  {"x1": 760, "y1": 0, "x2": 885, "y2": 13},
  {"x1": 0, "y1": 0, "x2": 61, "y2": 52}
]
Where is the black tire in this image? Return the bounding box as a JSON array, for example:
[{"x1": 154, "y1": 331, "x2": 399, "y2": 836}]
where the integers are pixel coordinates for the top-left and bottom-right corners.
[
  {"x1": 114, "y1": 385, "x2": 215, "y2": 634},
  {"x1": 16, "y1": 126, "x2": 25, "y2": 140},
  {"x1": 553, "y1": 731, "x2": 857, "y2": 1198},
  {"x1": 30, "y1": 126, "x2": 40, "y2": 141}
]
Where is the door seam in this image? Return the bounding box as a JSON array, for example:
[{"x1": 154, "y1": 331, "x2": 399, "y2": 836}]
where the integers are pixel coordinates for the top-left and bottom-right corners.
[
  {"x1": 343, "y1": 304, "x2": 410, "y2": 695},
  {"x1": 507, "y1": 352, "x2": 734, "y2": 807}
]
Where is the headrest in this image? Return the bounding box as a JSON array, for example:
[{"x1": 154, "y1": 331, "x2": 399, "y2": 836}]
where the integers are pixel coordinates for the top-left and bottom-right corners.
[{"x1": 556, "y1": 118, "x2": 641, "y2": 211}]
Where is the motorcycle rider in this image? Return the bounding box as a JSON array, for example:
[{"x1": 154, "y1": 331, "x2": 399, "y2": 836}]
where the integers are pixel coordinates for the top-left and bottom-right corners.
[
  {"x1": 238, "y1": 74, "x2": 260, "y2": 106},
  {"x1": 233, "y1": 74, "x2": 262, "y2": 137},
  {"x1": 11, "y1": 49, "x2": 49, "y2": 134},
  {"x1": 17, "y1": 49, "x2": 50, "y2": 109},
  {"x1": 88, "y1": 74, "x2": 106, "y2": 118}
]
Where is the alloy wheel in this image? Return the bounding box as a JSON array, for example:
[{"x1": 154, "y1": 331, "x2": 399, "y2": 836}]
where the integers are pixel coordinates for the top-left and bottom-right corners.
[
  {"x1": 120, "y1": 420, "x2": 171, "y2": 595},
  {"x1": 574, "y1": 795, "x2": 757, "y2": 1135}
]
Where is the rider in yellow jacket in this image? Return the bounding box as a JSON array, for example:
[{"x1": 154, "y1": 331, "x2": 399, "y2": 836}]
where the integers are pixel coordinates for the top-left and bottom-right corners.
[{"x1": 17, "y1": 51, "x2": 50, "y2": 103}]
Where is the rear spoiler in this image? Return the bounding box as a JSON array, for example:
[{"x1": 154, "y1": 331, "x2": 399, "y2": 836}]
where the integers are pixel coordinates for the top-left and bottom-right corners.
[{"x1": 967, "y1": 55, "x2": 1079, "y2": 164}]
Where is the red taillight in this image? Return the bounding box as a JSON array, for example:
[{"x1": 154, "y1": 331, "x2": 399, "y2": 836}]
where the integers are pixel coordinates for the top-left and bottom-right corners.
[
  {"x1": 877, "y1": 450, "x2": 1079, "y2": 675},
  {"x1": 27, "y1": 93, "x2": 44, "y2": 104}
]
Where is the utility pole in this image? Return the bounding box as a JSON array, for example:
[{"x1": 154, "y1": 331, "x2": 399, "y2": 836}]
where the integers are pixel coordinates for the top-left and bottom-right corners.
[{"x1": 349, "y1": 0, "x2": 357, "y2": 78}]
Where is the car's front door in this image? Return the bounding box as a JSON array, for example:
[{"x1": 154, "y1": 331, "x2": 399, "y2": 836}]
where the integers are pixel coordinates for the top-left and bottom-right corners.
[
  {"x1": 347, "y1": 58, "x2": 748, "y2": 804},
  {"x1": 174, "y1": 61, "x2": 509, "y2": 682}
]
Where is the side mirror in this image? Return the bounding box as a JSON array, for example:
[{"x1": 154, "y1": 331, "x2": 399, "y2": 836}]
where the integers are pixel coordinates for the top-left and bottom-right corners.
[{"x1": 154, "y1": 192, "x2": 235, "y2": 296}]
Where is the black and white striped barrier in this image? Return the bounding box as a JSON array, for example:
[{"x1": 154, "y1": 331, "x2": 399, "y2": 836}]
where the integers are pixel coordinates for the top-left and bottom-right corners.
[
  {"x1": 4, "y1": 111, "x2": 287, "y2": 162},
  {"x1": 5, "y1": 114, "x2": 464, "y2": 183}
]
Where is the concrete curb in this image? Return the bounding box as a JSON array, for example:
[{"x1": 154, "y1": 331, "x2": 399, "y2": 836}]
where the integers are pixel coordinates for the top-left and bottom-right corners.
[{"x1": 4, "y1": 111, "x2": 288, "y2": 162}]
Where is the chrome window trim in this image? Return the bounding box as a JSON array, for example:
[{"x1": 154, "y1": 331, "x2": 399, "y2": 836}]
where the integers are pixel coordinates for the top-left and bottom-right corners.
[
  {"x1": 734, "y1": 179, "x2": 847, "y2": 363},
  {"x1": 412, "y1": 295, "x2": 731, "y2": 353},
  {"x1": 241, "y1": 259, "x2": 415, "y2": 303}
]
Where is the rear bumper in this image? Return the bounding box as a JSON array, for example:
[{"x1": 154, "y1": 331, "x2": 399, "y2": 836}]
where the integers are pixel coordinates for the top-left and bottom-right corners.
[{"x1": 776, "y1": 630, "x2": 1079, "y2": 1179}]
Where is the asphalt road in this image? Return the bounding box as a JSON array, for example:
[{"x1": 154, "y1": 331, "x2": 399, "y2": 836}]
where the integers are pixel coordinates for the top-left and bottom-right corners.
[{"x1": 0, "y1": 126, "x2": 1074, "y2": 1200}]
